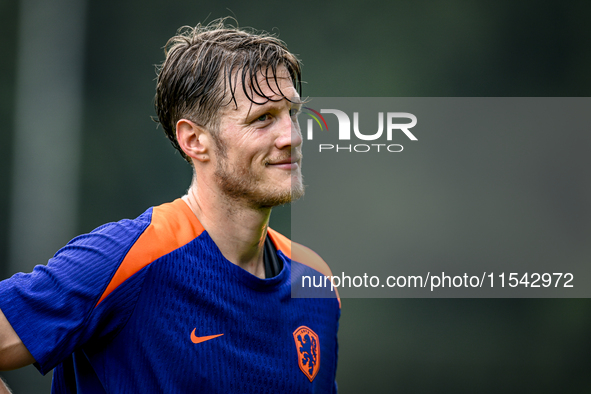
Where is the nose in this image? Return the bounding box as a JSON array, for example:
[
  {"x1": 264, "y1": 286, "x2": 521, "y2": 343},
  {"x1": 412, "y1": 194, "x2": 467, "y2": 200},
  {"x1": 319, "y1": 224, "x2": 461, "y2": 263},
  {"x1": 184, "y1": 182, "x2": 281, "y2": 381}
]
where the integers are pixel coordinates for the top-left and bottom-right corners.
[{"x1": 275, "y1": 112, "x2": 302, "y2": 150}]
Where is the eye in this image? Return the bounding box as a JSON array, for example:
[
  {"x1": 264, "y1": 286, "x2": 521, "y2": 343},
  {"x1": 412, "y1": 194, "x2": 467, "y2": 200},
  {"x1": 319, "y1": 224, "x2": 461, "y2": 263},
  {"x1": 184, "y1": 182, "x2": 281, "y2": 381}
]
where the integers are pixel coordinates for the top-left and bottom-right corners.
[
  {"x1": 257, "y1": 114, "x2": 270, "y2": 122},
  {"x1": 290, "y1": 105, "x2": 302, "y2": 117}
]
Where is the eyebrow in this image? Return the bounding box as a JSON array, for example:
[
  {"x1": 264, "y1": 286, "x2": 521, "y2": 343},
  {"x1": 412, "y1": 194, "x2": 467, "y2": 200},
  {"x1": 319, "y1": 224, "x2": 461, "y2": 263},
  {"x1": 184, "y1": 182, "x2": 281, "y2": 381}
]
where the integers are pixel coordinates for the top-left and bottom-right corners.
[{"x1": 243, "y1": 93, "x2": 301, "y2": 119}]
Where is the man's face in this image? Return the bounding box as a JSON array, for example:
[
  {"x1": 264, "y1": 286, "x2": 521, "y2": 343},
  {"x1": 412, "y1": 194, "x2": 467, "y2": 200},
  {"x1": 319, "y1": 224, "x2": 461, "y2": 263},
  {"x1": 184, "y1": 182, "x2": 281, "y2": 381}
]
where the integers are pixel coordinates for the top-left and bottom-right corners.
[{"x1": 212, "y1": 66, "x2": 304, "y2": 209}]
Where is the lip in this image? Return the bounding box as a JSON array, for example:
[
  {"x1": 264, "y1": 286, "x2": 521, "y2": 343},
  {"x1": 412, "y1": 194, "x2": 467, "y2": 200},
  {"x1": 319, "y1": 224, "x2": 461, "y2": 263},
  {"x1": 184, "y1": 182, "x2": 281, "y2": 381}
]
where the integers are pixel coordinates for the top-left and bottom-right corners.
[{"x1": 267, "y1": 157, "x2": 301, "y2": 170}]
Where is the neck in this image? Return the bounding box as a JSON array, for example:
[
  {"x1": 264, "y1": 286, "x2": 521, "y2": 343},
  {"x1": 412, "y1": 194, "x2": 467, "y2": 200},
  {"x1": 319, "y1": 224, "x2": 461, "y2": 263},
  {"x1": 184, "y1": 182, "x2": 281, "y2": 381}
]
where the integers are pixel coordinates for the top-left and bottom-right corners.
[{"x1": 182, "y1": 181, "x2": 271, "y2": 279}]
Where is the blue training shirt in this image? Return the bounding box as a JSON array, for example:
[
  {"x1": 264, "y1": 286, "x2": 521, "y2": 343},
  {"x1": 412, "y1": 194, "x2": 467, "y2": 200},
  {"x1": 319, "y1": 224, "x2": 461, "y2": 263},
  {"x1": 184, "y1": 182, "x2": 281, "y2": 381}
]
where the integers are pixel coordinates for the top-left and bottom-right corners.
[{"x1": 0, "y1": 199, "x2": 340, "y2": 393}]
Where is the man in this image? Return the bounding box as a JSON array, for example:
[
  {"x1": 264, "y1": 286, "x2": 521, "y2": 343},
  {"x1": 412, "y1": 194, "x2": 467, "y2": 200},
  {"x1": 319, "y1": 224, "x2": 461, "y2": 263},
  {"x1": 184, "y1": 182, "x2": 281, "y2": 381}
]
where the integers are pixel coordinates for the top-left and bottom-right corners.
[{"x1": 0, "y1": 19, "x2": 339, "y2": 393}]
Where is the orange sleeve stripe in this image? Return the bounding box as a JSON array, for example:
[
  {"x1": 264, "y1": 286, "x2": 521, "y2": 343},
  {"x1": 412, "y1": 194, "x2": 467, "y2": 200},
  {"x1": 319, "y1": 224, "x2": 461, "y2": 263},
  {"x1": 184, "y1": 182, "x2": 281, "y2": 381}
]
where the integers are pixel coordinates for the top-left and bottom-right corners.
[
  {"x1": 268, "y1": 228, "x2": 341, "y2": 307},
  {"x1": 95, "y1": 199, "x2": 204, "y2": 307}
]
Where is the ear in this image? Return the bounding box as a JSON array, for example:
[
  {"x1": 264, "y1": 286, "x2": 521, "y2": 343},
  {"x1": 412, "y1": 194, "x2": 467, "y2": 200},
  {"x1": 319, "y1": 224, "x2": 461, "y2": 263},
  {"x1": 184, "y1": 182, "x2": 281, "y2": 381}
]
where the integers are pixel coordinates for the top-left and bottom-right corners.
[{"x1": 176, "y1": 119, "x2": 211, "y2": 163}]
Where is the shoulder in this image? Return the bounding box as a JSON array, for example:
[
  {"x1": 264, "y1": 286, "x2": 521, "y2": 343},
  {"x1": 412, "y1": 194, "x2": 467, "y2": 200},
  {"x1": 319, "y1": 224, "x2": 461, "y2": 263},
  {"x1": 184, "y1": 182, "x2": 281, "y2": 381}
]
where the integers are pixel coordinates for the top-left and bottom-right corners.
[
  {"x1": 117, "y1": 198, "x2": 205, "y2": 264},
  {"x1": 63, "y1": 199, "x2": 202, "y2": 271},
  {"x1": 267, "y1": 228, "x2": 333, "y2": 278},
  {"x1": 96, "y1": 198, "x2": 204, "y2": 306},
  {"x1": 268, "y1": 228, "x2": 341, "y2": 308}
]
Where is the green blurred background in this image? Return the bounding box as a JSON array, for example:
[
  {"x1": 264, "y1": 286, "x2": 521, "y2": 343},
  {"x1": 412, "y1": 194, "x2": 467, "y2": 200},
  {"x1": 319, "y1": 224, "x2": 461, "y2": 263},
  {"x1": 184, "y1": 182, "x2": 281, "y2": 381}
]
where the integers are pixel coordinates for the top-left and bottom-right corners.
[{"x1": 1, "y1": 0, "x2": 591, "y2": 392}]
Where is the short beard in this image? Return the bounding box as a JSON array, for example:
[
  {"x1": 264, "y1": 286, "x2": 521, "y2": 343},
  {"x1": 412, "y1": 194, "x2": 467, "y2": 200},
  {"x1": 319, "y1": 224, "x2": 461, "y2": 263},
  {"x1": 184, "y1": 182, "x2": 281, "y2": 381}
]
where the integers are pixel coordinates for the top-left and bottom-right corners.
[{"x1": 213, "y1": 144, "x2": 305, "y2": 209}]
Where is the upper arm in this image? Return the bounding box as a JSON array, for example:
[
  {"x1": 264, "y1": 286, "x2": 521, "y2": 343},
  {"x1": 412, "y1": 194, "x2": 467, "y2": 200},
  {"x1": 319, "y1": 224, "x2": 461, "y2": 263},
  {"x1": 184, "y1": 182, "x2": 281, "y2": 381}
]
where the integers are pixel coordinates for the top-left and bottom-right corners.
[{"x1": 0, "y1": 308, "x2": 35, "y2": 371}]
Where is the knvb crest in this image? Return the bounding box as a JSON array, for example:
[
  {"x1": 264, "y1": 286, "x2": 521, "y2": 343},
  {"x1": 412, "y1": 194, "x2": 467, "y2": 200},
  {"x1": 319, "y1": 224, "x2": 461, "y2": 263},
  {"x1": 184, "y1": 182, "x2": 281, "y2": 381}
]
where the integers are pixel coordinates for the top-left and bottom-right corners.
[{"x1": 293, "y1": 326, "x2": 320, "y2": 382}]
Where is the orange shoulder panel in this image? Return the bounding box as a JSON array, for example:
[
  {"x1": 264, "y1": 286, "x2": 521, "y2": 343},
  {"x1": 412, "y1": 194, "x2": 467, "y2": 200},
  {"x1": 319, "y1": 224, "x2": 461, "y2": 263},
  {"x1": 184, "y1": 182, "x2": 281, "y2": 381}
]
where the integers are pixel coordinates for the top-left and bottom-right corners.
[
  {"x1": 267, "y1": 228, "x2": 333, "y2": 277},
  {"x1": 95, "y1": 199, "x2": 204, "y2": 307},
  {"x1": 268, "y1": 228, "x2": 341, "y2": 307}
]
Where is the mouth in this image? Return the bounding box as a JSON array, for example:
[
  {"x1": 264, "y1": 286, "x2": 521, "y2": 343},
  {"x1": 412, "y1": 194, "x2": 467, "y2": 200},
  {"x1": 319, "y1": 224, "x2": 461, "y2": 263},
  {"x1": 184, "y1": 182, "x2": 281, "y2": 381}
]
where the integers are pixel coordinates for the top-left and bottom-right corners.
[{"x1": 266, "y1": 155, "x2": 302, "y2": 170}]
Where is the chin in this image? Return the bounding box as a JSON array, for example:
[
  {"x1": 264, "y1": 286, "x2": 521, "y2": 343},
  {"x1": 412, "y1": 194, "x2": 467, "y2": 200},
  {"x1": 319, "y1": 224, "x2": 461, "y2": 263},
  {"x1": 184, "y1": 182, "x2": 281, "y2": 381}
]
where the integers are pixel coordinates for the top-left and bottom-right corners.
[
  {"x1": 254, "y1": 183, "x2": 305, "y2": 209},
  {"x1": 214, "y1": 161, "x2": 305, "y2": 208}
]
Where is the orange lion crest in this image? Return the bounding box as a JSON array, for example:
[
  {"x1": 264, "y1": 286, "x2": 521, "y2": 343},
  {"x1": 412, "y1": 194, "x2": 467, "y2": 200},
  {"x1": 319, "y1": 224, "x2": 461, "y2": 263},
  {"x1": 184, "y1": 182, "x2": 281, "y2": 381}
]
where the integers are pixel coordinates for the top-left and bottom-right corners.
[{"x1": 293, "y1": 326, "x2": 320, "y2": 382}]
